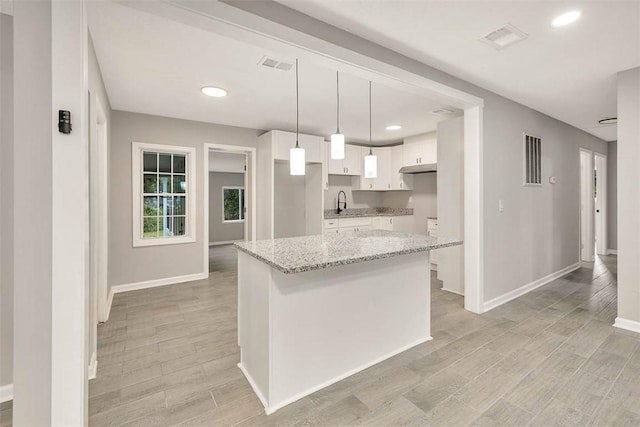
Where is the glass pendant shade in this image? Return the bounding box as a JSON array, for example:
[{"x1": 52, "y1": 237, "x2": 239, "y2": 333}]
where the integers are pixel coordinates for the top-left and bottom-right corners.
[
  {"x1": 364, "y1": 152, "x2": 377, "y2": 178},
  {"x1": 330, "y1": 133, "x2": 345, "y2": 159},
  {"x1": 290, "y1": 145, "x2": 305, "y2": 175}
]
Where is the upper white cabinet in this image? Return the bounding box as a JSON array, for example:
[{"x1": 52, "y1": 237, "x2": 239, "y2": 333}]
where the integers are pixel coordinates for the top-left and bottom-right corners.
[
  {"x1": 327, "y1": 143, "x2": 362, "y2": 176},
  {"x1": 270, "y1": 130, "x2": 324, "y2": 164},
  {"x1": 390, "y1": 145, "x2": 413, "y2": 190},
  {"x1": 402, "y1": 133, "x2": 437, "y2": 167},
  {"x1": 352, "y1": 146, "x2": 391, "y2": 191}
]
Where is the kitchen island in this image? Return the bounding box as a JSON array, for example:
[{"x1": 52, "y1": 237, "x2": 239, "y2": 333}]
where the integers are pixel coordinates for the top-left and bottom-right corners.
[{"x1": 235, "y1": 230, "x2": 462, "y2": 414}]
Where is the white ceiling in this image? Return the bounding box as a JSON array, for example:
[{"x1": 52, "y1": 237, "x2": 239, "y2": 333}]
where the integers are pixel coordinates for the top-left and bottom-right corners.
[
  {"x1": 87, "y1": 1, "x2": 459, "y2": 145},
  {"x1": 208, "y1": 151, "x2": 246, "y2": 173},
  {"x1": 277, "y1": 0, "x2": 640, "y2": 142}
]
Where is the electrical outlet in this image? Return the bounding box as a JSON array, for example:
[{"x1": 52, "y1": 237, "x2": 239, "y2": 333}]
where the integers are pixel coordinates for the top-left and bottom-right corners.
[{"x1": 499, "y1": 199, "x2": 504, "y2": 212}]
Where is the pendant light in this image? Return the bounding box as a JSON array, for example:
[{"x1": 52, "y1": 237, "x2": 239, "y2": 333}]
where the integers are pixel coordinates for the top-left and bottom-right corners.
[
  {"x1": 330, "y1": 71, "x2": 345, "y2": 159},
  {"x1": 364, "y1": 81, "x2": 377, "y2": 178},
  {"x1": 290, "y1": 59, "x2": 305, "y2": 175}
]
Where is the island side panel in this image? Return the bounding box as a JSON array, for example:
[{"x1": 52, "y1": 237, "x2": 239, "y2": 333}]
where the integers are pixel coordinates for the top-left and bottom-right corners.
[
  {"x1": 237, "y1": 250, "x2": 271, "y2": 407},
  {"x1": 268, "y1": 252, "x2": 431, "y2": 411}
]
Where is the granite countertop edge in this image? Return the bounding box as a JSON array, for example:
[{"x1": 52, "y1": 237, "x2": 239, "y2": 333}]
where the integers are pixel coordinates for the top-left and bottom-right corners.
[
  {"x1": 324, "y1": 211, "x2": 415, "y2": 219},
  {"x1": 235, "y1": 239, "x2": 462, "y2": 274}
]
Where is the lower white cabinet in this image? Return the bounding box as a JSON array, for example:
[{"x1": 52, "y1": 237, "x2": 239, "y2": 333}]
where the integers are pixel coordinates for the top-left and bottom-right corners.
[
  {"x1": 324, "y1": 216, "x2": 414, "y2": 234},
  {"x1": 427, "y1": 218, "x2": 438, "y2": 267}
]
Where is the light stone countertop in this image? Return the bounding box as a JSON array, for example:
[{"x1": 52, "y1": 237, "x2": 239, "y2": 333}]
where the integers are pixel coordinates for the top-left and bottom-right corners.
[
  {"x1": 324, "y1": 207, "x2": 413, "y2": 219},
  {"x1": 235, "y1": 230, "x2": 462, "y2": 274}
]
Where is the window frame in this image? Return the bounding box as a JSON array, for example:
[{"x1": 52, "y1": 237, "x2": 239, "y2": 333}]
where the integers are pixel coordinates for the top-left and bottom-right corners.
[
  {"x1": 132, "y1": 141, "x2": 197, "y2": 247},
  {"x1": 222, "y1": 186, "x2": 245, "y2": 223}
]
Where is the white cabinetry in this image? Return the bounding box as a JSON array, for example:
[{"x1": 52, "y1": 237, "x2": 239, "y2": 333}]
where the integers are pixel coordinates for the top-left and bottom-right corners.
[
  {"x1": 271, "y1": 130, "x2": 324, "y2": 163},
  {"x1": 427, "y1": 218, "x2": 438, "y2": 267},
  {"x1": 324, "y1": 215, "x2": 414, "y2": 233},
  {"x1": 390, "y1": 145, "x2": 413, "y2": 190},
  {"x1": 352, "y1": 147, "x2": 392, "y2": 191},
  {"x1": 328, "y1": 144, "x2": 362, "y2": 176},
  {"x1": 257, "y1": 130, "x2": 324, "y2": 240},
  {"x1": 403, "y1": 133, "x2": 437, "y2": 167}
]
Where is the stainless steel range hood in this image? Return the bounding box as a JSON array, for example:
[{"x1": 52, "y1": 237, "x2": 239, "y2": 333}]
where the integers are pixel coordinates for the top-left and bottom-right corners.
[{"x1": 398, "y1": 163, "x2": 437, "y2": 174}]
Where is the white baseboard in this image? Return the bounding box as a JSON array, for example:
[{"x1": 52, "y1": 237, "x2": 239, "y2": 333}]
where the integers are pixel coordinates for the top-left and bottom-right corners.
[
  {"x1": 88, "y1": 351, "x2": 98, "y2": 380},
  {"x1": 483, "y1": 262, "x2": 581, "y2": 312},
  {"x1": 237, "y1": 363, "x2": 269, "y2": 412},
  {"x1": 112, "y1": 271, "x2": 209, "y2": 294},
  {"x1": 104, "y1": 288, "x2": 114, "y2": 321},
  {"x1": 441, "y1": 287, "x2": 464, "y2": 296},
  {"x1": 0, "y1": 384, "x2": 13, "y2": 403},
  {"x1": 209, "y1": 240, "x2": 241, "y2": 246},
  {"x1": 241, "y1": 336, "x2": 432, "y2": 415},
  {"x1": 607, "y1": 249, "x2": 618, "y2": 255},
  {"x1": 614, "y1": 317, "x2": 640, "y2": 334}
]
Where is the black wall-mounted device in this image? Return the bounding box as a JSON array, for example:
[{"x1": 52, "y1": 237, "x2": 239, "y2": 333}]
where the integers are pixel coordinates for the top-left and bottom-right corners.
[{"x1": 58, "y1": 110, "x2": 72, "y2": 134}]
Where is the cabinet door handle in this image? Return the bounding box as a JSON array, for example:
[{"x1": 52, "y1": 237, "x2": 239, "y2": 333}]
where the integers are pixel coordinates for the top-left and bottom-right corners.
[
  {"x1": 388, "y1": 183, "x2": 391, "y2": 189},
  {"x1": 400, "y1": 182, "x2": 403, "y2": 188},
  {"x1": 369, "y1": 183, "x2": 372, "y2": 189},
  {"x1": 390, "y1": 218, "x2": 393, "y2": 224},
  {"x1": 346, "y1": 167, "x2": 349, "y2": 173}
]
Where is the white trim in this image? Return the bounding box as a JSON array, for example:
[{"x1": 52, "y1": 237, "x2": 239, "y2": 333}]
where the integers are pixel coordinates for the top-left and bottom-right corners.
[
  {"x1": 248, "y1": 336, "x2": 432, "y2": 415},
  {"x1": 594, "y1": 153, "x2": 608, "y2": 256},
  {"x1": 105, "y1": 287, "x2": 114, "y2": 321},
  {"x1": 442, "y1": 287, "x2": 465, "y2": 296},
  {"x1": 131, "y1": 142, "x2": 197, "y2": 248},
  {"x1": 614, "y1": 317, "x2": 640, "y2": 334},
  {"x1": 237, "y1": 363, "x2": 269, "y2": 411},
  {"x1": 111, "y1": 272, "x2": 208, "y2": 294},
  {"x1": 209, "y1": 240, "x2": 242, "y2": 246},
  {"x1": 0, "y1": 384, "x2": 12, "y2": 403},
  {"x1": 88, "y1": 351, "x2": 97, "y2": 380},
  {"x1": 464, "y1": 106, "x2": 484, "y2": 314},
  {"x1": 607, "y1": 249, "x2": 618, "y2": 255},
  {"x1": 483, "y1": 262, "x2": 581, "y2": 312}
]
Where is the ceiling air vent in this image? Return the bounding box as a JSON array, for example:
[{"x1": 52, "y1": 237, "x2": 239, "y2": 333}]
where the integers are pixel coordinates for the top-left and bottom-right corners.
[
  {"x1": 258, "y1": 55, "x2": 293, "y2": 71},
  {"x1": 480, "y1": 24, "x2": 528, "y2": 50},
  {"x1": 430, "y1": 108, "x2": 455, "y2": 116}
]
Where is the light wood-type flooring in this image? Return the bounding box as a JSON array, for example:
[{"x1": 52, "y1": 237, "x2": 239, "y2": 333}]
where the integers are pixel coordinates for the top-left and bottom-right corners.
[{"x1": 2, "y1": 248, "x2": 639, "y2": 426}]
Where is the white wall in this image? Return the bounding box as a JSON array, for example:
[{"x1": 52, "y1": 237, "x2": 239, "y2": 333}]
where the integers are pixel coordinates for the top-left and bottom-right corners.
[
  {"x1": 209, "y1": 172, "x2": 245, "y2": 243},
  {"x1": 109, "y1": 111, "x2": 261, "y2": 287},
  {"x1": 0, "y1": 11, "x2": 14, "y2": 391},
  {"x1": 607, "y1": 141, "x2": 617, "y2": 251},
  {"x1": 616, "y1": 67, "x2": 640, "y2": 328}
]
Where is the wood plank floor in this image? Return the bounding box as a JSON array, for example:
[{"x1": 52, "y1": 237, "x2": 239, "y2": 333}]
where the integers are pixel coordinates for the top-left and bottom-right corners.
[{"x1": 3, "y1": 249, "x2": 638, "y2": 426}]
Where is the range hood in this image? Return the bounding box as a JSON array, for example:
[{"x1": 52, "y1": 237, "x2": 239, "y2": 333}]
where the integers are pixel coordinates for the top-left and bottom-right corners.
[{"x1": 398, "y1": 163, "x2": 437, "y2": 174}]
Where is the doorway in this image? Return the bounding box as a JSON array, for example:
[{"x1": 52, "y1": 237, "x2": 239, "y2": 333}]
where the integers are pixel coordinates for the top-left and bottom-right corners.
[
  {"x1": 580, "y1": 149, "x2": 607, "y2": 263},
  {"x1": 203, "y1": 143, "x2": 256, "y2": 275}
]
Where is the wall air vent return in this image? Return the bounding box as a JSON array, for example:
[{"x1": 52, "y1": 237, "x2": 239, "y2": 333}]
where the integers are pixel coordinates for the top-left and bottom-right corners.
[
  {"x1": 258, "y1": 55, "x2": 293, "y2": 71},
  {"x1": 523, "y1": 133, "x2": 542, "y2": 186},
  {"x1": 480, "y1": 23, "x2": 528, "y2": 50}
]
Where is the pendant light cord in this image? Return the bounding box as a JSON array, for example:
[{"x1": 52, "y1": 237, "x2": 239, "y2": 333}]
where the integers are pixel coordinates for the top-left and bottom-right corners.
[
  {"x1": 369, "y1": 81, "x2": 373, "y2": 156},
  {"x1": 336, "y1": 72, "x2": 340, "y2": 133},
  {"x1": 295, "y1": 59, "x2": 300, "y2": 149}
]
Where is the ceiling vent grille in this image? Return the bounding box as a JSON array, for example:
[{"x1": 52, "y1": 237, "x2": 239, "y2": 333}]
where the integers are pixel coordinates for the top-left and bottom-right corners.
[
  {"x1": 430, "y1": 108, "x2": 455, "y2": 116},
  {"x1": 480, "y1": 24, "x2": 528, "y2": 50},
  {"x1": 258, "y1": 55, "x2": 293, "y2": 71}
]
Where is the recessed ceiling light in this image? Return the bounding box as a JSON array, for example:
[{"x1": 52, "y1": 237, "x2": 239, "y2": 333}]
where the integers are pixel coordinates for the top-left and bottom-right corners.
[
  {"x1": 385, "y1": 125, "x2": 402, "y2": 131},
  {"x1": 552, "y1": 11, "x2": 581, "y2": 27},
  {"x1": 201, "y1": 86, "x2": 228, "y2": 97}
]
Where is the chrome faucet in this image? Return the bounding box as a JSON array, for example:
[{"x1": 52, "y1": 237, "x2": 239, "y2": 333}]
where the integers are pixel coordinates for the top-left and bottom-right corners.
[{"x1": 337, "y1": 190, "x2": 347, "y2": 215}]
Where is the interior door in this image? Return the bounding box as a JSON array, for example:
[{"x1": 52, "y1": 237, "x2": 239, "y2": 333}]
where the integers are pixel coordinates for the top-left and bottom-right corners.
[
  {"x1": 594, "y1": 154, "x2": 607, "y2": 255},
  {"x1": 580, "y1": 150, "x2": 595, "y2": 262}
]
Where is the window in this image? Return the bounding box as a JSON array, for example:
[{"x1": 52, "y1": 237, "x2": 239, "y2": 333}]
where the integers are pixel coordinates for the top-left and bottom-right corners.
[
  {"x1": 223, "y1": 187, "x2": 245, "y2": 222},
  {"x1": 132, "y1": 142, "x2": 196, "y2": 247},
  {"x1": 523, "y1": 133, "x2": 542, "y2": 186}
]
